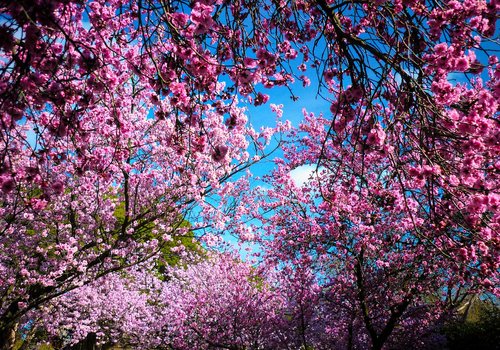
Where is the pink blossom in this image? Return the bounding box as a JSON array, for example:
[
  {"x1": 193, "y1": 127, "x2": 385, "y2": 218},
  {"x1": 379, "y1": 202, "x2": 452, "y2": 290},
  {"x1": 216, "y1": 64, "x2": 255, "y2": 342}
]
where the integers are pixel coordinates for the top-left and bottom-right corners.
[
  {"x1": 209, "y1": 144, "x2": 227, "y2": 162},
  {"x1": 455, "y1": 57, "x2": 470, "y2": 71}
]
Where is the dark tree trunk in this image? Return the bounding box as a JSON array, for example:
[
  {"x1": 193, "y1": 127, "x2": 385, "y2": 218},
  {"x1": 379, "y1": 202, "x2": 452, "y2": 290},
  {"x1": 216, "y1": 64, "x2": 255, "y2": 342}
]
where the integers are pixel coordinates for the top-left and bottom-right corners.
[
  {"x1": 0, "y1": 301, "x2": 20, "y2": 350},
  {"x1": 65, "y1": 333, "x2": 97, "y2": 350},
  {"x1": 0, "y1": 323, "x2": 18, "y2": 350},
  {"x1": 371, "y1": 339, "x2": 384, "y2": 350}
]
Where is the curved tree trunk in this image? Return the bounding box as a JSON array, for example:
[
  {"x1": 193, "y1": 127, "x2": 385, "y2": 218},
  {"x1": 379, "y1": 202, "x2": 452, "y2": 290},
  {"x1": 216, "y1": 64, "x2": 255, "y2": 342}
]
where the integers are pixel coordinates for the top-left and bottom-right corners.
[{"x1": 0, "y1": 323, "x2": 18, "y2": 350}]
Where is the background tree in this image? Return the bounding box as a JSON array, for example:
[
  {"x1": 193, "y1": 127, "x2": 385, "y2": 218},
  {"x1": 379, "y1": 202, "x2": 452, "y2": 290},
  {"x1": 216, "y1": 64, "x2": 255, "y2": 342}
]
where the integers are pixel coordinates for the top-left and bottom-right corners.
[{"x1": 23, "y1": 254, "x2": 287, "y2": 350}]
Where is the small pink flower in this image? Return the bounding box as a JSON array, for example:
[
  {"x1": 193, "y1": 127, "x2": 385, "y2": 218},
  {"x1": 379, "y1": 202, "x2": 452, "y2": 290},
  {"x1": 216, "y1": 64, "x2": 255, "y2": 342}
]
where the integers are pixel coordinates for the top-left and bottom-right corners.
[
  {"x1": 482, "y1": 278, "x2": 494, "y2": 288},
  {"x1": 1, "y1": 178, "x2": 15, "y2": 193},
  {"x1": 300, "y1": 75, "x2": 311, "y2": 87},
  {"x1": 254, "y1": 92, "x2": 269, "y2": 106},
  {"x1": 455, "y1": 57, "x2": 470, "y2": 72},
  {"x1": 366, "y1": 124, "x2": 386, "y2": 147},
  {"x1": 190, "y1": 3, "x2": 215, "y2": 34},
  {"x1": 433, "y1": 43, "x2": 448, "y2": 56},
  {"x1": 212, "y1": 145, "x2": 228, "y2": 162},
  {"x1": 52, "y1": 180, "x2": 64, "y2": 195},
  {"x1": 30, "y1": 198, "x2": 48, "y2": 211},
  {"x1": 243, "y1": 58, "x2": 257, "y2": 68},
  {"x1": 170, "y1": 12, "x2": 189, "y2": 27}
]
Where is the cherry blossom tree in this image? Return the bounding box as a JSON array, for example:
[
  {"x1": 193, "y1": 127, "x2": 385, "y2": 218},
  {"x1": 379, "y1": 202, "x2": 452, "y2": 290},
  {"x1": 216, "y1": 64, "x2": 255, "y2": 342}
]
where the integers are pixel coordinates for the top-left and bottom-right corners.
[
  {"x1": 158, "y1": 254, "x2": 288, "y2": 350},
  {"x1": 1, "y1": 0, "x2": 499, "y2": 348},
  {"x1": 226, "y1": 105, "x2": 498, "y2": 349},
  {"x1": 26, "y1": 254, "x2": 288, "y2": 350},
  {"x1": 0, "y1": 79, "x2": 261, "y2": 347},
  {"x1": 29, "y1": 264, "x2": 167, "y2": 349},
  {"x1": 0, "y1": 1, "x2": 283, "y2": 347}
]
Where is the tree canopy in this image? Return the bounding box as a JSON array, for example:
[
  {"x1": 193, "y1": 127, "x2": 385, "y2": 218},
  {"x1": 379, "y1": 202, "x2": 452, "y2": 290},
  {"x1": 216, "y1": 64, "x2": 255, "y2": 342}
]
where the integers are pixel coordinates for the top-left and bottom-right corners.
[{"x1": 0, "y1": 0, "x2": 498, "y2": 349}]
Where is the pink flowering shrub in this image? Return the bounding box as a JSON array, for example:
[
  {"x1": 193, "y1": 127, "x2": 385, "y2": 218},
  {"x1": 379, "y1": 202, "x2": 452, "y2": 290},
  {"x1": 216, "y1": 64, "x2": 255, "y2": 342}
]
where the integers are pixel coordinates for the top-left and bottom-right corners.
[
  {"x1": 34, "y1": 265, "x2": 167, "y2": 348},
  {"x1": 30, "y1": 255, "x2": 288, "y2": 349}
]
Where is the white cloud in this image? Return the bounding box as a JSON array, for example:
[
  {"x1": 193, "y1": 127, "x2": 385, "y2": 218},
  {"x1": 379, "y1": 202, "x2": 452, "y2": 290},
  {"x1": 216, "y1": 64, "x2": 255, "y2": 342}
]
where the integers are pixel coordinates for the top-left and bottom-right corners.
[{"x1": 289, "y1": 164, "x2": 319, "y2": 187}]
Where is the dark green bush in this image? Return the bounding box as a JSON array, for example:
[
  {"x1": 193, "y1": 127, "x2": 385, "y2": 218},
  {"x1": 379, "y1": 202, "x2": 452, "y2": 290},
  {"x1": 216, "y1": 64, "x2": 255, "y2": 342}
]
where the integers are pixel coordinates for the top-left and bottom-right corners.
[{"x1": 443, "y1": 301, "x2": 500, "y2": 350}]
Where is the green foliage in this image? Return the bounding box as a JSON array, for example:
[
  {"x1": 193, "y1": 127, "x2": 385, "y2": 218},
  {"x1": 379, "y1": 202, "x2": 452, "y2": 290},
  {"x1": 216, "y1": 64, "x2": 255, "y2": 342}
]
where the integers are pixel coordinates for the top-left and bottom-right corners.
[
  {"x1": 248, "y1": 270, "x2": 266, "y2": 291},
  {"x1": 443, "y1": 300, "x2": 500, "y2": 350},
  {"x1": 155, "y1": 228, "x2": 205, "y2": 275},
  {"x1": 112, "y1": 200, "x2": 205, "y2": 277},
  {"x1": 37, "y1": 344, "x2": 54, "y2": 350}
]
